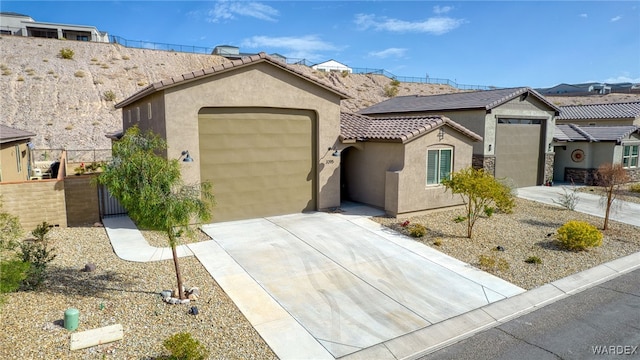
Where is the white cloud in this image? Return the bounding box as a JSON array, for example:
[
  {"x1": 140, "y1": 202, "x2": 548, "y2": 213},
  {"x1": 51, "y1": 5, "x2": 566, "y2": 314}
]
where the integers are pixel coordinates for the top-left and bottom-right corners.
[
  {"x1": 579, "y1": 13, "x2": 587, "y2": 18},
  {"x1": 208, "y1": 0, "x2": 279, "y2": 23},
  {"x1": 240, "y1": 35, "x2": 338, "y2": 60},
  {"x1": 368, "y1": 48, "x2": 407, "y2": 58},
  {"x1": 433, "y1": 5, "x2": 453, "y2": 15},
  {"x1": 610, "y1": 15, "x2": 622, "y2": 22},
  {"x1": 603, "y1": 75, "x2": 640, "y2": 84},
  {"x1": 354, "y1": 13, "x2": 465, "y2": 35}
]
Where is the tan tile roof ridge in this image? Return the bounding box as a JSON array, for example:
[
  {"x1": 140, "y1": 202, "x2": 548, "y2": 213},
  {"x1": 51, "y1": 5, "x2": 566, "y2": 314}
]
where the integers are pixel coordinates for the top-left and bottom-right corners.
[
  {"x1": 340, "y1": 112, "x2": 482, "y2": 143},
  {"x1": 115, "y1": 52, "x2": 349, "y2": 108}
]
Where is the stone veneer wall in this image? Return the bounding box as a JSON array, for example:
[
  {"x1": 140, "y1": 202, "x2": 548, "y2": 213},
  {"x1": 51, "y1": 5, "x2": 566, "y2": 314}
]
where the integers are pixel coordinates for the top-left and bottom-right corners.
[
  {"x1": 545, "y1": 153, "x2": 555, "y2": 183},
  {"x1": 626, "y1": 168, "x2": 640, "y2": 182},
  {"x1": 565, "y1": 167, "x2": 599, "y2": 185},
  {"x1": 472, "y1": 155, "x2": 496, "y2": 175}
]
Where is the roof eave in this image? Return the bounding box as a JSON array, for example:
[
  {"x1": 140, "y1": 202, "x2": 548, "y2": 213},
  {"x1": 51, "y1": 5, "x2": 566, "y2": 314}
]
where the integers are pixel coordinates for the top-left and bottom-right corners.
[{"x1": 115, "y1": 54, "x2": 350, "y2": 109}]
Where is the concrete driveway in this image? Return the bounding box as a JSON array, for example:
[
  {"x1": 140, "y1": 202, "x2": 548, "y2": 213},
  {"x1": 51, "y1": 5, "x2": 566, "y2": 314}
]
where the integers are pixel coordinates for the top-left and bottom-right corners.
[{"x1": 190, "y1": 203, "x2": 524, "y2": 359}]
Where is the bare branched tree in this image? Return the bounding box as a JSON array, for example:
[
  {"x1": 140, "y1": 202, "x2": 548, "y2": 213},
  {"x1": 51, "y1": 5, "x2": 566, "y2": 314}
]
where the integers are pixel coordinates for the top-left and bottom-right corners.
[{"x1": 595, "y1": 163, "x2": 630, "y2": 230}]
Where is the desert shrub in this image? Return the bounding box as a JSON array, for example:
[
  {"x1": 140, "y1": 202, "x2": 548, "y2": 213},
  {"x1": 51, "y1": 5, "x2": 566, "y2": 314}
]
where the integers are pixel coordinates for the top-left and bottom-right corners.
[
  {"x1": 163, "y1": 332, "x2": 209, "y2": 360},
  {"x1": 0, "y1": 260, "x2": 30, "y2": 294},
  {"x1": 433, "y1": 238, "x2": 442, "y2": 246},
  {"x1": 341, "y1": 70, "x2": 349, "y2": 77},
  {"x1": 19, "y1": 222, "x2": 56, "y2": 289},
  {"x1": 59, "y1": 47, "x2": 74, "y2": 59},
  {"x1": 408, "y1": 223, "x2": 427, "y2": 238},
  {"x1": 384, "y1": 84, "x2": 399, "y2": 97},
  {"x1": 478, "y1": 254, "x2": 509, "y2": 272},
  {"x1": 630, "y1": 183, "x2": 640, "y2": 193},
  {"x1": 74, "y1": 70, "x2": 85, "y2": 78},
  {"x1": 0, "y1": 206, "x2": 22, "y2": 250},
  {"x1": 553, "y1": 186, "x2": 580, "y2": 210},
  {"x1": 17, "y1": 76, "x2": 24, "y2": 81},
  {"x1": 390, "y1": 79, "x2": 401, "y2": 86},
  {"x1": 103, "y1": 90, "x2": 116, "y2": 101},
  {"x1": 524, "y1": 256, "x2": 542, "y2": 264},
  {"x1": 556, "y1": 220, "x2": 602, "y2": 251}
]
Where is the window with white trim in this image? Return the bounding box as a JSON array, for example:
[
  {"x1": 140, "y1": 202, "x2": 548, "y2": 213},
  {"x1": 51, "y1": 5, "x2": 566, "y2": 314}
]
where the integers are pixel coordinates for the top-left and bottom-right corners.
[
  {"x1": 623, "y1": 145, "x2": 638, "y2": 168},
  {"x1": 427, "y1": 148, "x2": 452, "y2": 185}
]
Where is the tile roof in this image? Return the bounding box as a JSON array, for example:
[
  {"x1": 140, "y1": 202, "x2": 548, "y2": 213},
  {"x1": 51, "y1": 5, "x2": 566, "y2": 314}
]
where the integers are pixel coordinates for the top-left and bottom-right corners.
[
  {"x1": 0, "y1": 124, "x2": 36, "y2": 143},
  {"x1": 115, "y1": 53, "x2": 350, "y2": 108},
  {"x1": 340, "y1": 112, "x2": 482, "y2": 143},
  {"x1": 358, "y1": 87, "x2": 560, "y2": 115},
  {"x1": 557, "y1": 102, "x2": 640, "y2": 120},
  {"x1": 554, "y1": 124, "x2": 639, "y2": 144}
]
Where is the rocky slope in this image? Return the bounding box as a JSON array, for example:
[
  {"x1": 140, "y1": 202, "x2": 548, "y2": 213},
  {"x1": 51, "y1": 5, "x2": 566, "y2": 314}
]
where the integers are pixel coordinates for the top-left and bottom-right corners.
[{"x1": 2, "y1": 35, "x2": 639, "y2": 151}]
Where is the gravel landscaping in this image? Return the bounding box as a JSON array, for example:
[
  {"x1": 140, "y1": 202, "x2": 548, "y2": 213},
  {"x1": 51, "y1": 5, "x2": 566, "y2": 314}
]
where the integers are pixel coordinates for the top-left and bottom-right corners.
[
  {"x1": 373, "y1": 198, "x2": 640, "y2": 290},
  {"x1": 1, "y1": 196, "x2": 638, "y2": 358},
  {"x1": 0, "y1": 226, "x2": 277, "y2": 360}
]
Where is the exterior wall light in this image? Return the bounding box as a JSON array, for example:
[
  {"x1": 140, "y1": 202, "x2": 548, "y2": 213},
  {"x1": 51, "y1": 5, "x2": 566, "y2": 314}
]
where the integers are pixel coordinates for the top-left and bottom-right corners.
[{"x1": 180, "y1": 150, "x2": 193, "y2": 162}]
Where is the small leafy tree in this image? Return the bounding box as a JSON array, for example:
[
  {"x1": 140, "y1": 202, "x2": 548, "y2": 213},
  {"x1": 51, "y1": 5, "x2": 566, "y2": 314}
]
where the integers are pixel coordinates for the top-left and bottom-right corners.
[
  {"x1": 442, "y1": 168, "x2": 515, "y2": 238},
  {"x1": 98, "y1": 126, "x2": 214, "y2": 299},
  {"x1": 19, "y1": 222, "x2": 57, "y2": 289},
  {"x1": 0, "y1": 199, "x2": 28, "y2": 296},
  {"x1": 595, "y1": 163, "x2": 630, "y2": 230}
]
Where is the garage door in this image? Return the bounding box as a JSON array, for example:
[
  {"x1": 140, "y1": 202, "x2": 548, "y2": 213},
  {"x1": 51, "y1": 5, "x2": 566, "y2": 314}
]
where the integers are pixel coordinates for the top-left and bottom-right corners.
[
  {"x1": 495, "y1": 119, "x2": 543, "y2": 187},
  {"x1": 198, "y1": 107, "x2": 316, "y2": 222}
]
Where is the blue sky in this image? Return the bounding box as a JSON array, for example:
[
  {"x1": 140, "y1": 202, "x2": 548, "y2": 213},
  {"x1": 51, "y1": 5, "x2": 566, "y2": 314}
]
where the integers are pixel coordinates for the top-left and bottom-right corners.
[{"x1": 3, "y1": 1, "x2": 639, "y2": 88}]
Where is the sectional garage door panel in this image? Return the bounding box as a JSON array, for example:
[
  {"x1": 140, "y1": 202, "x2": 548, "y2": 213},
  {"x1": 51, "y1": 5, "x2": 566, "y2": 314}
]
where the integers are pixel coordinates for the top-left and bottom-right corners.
[
  {"x1": 495, "y1": 123, "x2": 542, "y2": 187},
  {"x1": 199, "y1": 108, "x2": 316, "y2": 222}
]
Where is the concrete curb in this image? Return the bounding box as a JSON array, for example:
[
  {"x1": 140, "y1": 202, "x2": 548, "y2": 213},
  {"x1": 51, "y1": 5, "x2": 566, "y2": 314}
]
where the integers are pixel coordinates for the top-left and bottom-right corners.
[{"x1": 351, "y1": 251, "x2": 640, "y2": 360}]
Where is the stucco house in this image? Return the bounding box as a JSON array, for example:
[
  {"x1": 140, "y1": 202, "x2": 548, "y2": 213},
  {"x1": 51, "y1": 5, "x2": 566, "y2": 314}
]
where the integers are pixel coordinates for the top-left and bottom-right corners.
[
  {"x1": 340, "y1": 113, "x2": 481, "y2": 216},
  {"x1": 113, "y1": 53, "x2": 483, "y2": 221},
  {"x1": 0, "y1": 12, "x2": 109, "y2": 42},
  {"x1": 556, "y1": 102, "x2": 640, "y2": 126},
  {"x1": 311, "y1": 60, "x2": 353, "y2": 73},
  {"x1": 359, "y1": 87, "x2": 560, "y2": 187},
  {"x1": 0, "y1": 124, "x2": 35, "y2": 182},
  {"x1": 553, "y1": 124, "x2": 640, "y2": 184}
]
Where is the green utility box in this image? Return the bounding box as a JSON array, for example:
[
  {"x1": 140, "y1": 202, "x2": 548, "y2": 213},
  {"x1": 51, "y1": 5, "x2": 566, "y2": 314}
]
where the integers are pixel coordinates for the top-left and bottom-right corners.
[{"x1": 64, "y1": 308, "x2": 79, "y2": 331}]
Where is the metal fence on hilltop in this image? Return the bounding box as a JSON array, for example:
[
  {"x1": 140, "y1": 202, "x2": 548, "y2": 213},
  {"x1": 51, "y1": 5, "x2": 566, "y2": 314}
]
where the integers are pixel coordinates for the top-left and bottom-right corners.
[{"x1": 106, "y1": 35, "x2": 500, "y2": 91}]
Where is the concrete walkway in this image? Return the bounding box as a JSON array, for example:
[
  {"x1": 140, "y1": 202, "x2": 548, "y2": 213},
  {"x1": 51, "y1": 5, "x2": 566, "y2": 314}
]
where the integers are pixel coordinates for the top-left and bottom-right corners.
[
  {"x1": 517, "y1": 185, "x2": 640, "y2": 227},
  {"x1": 101, "y1": 190, "x2": 640, "y2": 359}
]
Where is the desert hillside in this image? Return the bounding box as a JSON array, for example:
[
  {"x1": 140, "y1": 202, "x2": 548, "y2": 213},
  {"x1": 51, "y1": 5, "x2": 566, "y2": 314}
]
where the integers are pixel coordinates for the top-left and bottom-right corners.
[{"x1": 1, "y1": 35, "x2": 639, "y2": 151}]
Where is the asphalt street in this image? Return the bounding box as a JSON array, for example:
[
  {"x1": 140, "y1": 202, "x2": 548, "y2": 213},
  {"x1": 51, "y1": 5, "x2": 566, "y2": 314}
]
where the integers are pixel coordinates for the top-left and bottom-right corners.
[{"x1": 420, "y1": 268, "x2": 640, "y2": 360}]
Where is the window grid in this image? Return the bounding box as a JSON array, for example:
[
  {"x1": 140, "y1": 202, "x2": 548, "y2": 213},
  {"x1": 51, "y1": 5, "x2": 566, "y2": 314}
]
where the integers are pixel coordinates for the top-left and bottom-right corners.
[
  {"x1": 427, "y1": 148, "x2": 452, "y2": 185},
  {"x1": 623, "y1": 145, "x2": 639, "y2": 168}
]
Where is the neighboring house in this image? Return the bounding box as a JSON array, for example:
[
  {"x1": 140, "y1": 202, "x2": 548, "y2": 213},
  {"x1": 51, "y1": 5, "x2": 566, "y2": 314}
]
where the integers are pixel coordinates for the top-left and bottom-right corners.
[
  {"x1": 340, "y1": 113, "x2": 481, "y2": 216},
  {"x1": 537, "y1": 82, "x2": 637, "y2": 95},
  {"x1": 115, "y1": 53, "x2": 349, "y2": 223},
  {"x1": 112, "y1": 53, "x2": 485, "y2": 220},
  {"x1": 556, "y1": 102, "x2": 640, "y2": 126},
  {"x1": 553, "y1": 124, "x2": 640, "y2": 184},
  {"x1": 359, "y1": 87, "x2": 560, "y2": 187},
  {"x1": 0, "y1": 124, "x2": 35, "y2": 182},
  {"x1": 311, "y1": 60, "x2": 353, "y2": 73},
  {"x1": 211, "y1": 45, "x2": 286, "y2": 63},
  {"x1": 0, "y1": 12, "x2": 109, "y2": 42}
]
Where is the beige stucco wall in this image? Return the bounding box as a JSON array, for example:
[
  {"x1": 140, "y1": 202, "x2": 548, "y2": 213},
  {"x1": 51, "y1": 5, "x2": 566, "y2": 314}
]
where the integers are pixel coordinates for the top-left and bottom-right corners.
[
  {"x1": 122, "y1": 61, "x2": 343, "y2": 211},
  {"x1": 393, "y1": 128, "x2": 472, "y2": 215},
  {"x1": 553, "y1": 142, "x2": 614, "y2": 181},
  {"x1": 342, "y1": 126, "x2": 473, "y2": 216},
  {"x1": 342, "y1": 142, "x2": 404, "y2": 209},
  {"x1": 1, "y1": 141, "x2": 31, "y2": 182}
]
